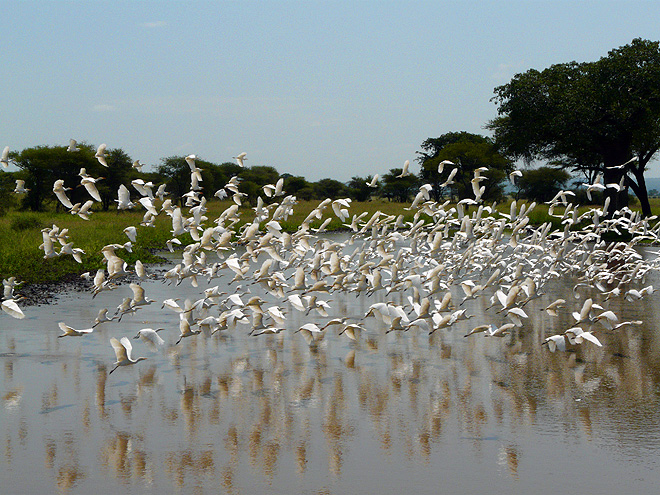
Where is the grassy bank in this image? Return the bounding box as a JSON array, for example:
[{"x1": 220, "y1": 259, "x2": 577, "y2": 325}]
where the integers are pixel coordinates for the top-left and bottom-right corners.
[
  {"x1": 2, "y1": 197, "x2": 659, "y2": 285},
  {"x1": 0, "y1": 199, "x2": 420, "y2": 284}
]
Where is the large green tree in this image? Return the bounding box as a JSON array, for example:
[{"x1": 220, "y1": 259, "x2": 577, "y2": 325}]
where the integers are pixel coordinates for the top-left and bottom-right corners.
[
  {"x1": 157, "y1": 156, "x2": 217, "y2": 206},
  {"x1": 346, "y1": 176, "x2": 375, "y2": 202},
  {"x1": 13, "y1": 144, "x2": 100, "y2": 211},
  {"x1": 417, "y1": 132, "x2": 512, "y2": 202},
  {"x1": 488, "y1": 38, "x2": 660, "y2": 216},
  {"x1": 381, "y1": 168, "x2": 419, "y2": 203},
  {"x1": 313, "y1": 178, "x2": 348, "y2": 200},
  {"x1": 517, "y1": 166, "x2": 571, "y2": 203},
  {"x1": 98, "y1": 148, "x2": 136, "y2": 211}
]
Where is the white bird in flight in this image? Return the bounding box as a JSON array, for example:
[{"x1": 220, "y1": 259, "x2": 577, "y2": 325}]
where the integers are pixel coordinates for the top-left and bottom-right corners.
[
  {"x1": 1, "y1": 299, "x2": 25, "y2": 319},
  {"x1": 437, "y1": 159, "x2": 454, "y2": 175},
  {"x1": 53, "y1": 179, "x2": 73, "y2": 209},
  {"x1": 134, "y1": 328, "x2": 166, "y2": 347},
  {"x1": 1, "y1": 146, "x2": 9, "y2": 168},
  {"x1": 397, "y1": 160, "x2": 412, "y2": 178},
  {"x1": 233, "y1": 152, "x2": 247, "y2": 167},
  {"x1": 95, "y1": 143, "x2": 108, "y2": 167},
  {"x1": 57, "y1": 322, "x2": 94, "y2": 338},
  {"x1": 14, "y1": 180, "x2": 29, "y2": 194},
  {"x1": 366, "y1": 174, "x2": 379, "y2": 188},
  {"x1": 109, "y1": 336, "x2": 147, "y2": 374},
  {"x1": 80, "y1": 175, "x2": 103, "y2": 202}
]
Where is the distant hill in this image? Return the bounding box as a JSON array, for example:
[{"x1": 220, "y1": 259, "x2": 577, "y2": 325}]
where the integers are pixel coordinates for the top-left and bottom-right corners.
[
  {"x1": 643, "y1": 177, "x2": 660, "y2": 197},
  {"x1": 567, "y1": 177, "x2": 660, "y2": 197},
  {"x1": 503, "y1": 176, "x2": 660, "y2": 197}
]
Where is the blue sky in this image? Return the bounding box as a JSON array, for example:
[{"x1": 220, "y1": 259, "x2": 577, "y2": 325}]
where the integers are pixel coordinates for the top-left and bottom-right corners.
[{"x1": 2, "y1": 1, "x2": 660, "y2": 181}]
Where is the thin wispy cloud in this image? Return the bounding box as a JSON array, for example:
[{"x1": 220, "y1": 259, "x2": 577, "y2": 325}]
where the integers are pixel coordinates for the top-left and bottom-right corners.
[{"x1": 142, "y1": 20, "x2": 168, "y2": 29}]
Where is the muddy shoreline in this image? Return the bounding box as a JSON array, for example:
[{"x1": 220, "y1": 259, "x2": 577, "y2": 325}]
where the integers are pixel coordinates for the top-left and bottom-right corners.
[{"x1": 19, "y1": 263, "x2": 171, "y2": 307}]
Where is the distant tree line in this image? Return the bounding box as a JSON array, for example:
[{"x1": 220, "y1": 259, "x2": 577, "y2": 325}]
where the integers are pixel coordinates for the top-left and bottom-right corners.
[
  {"x1": 2, "y1": 143, "x2": 435, "y2": 212},
  {"x1": 0, "y1": 132, "x2": 587, "y2": 214}
]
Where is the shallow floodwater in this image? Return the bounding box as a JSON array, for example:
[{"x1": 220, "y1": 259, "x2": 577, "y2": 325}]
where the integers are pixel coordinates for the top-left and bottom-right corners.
[{"x1": 3, "y1": 250, "x2": 660, "y2": 493}]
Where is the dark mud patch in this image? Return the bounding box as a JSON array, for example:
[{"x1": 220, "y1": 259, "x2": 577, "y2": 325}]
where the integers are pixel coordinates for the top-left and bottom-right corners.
[{"x1": 18, "y1": 265, "x2": 171, "y2": 307}]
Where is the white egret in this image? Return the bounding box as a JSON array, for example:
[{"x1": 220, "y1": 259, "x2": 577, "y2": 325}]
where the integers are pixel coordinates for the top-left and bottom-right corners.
[
  {"x1": 543, "y1": 334, "x2": 566, "y2": 353},
  {"x1": 175, "y1": 318, "x2": 201, "y2": 344},
  {"x1": 58, "y1": 322, "x2": 94, "y2": 338},
  {"x1": 92, "y1": 308, "x2": 116, "y2": 327},
  {"x1": 396, "y1": 160, "x2": 412, "y2": 178},
  {"x1": 1, "y1": 146, "x2": 9, "y2": 168},
  {"x1": 80, "y1": 175, "x2": 103, "y2": 202},
  {"x1": 53, "y1": 179, "x2": 73, "y2": 209},
  {"x1": 509, "y1": 170, "x2": 522, "y2": 185},
  {"x1": 14, "y1": 180, "x2": 29, "y2": 194},
  {"x1": 1, "y1": 299, "x2": 25, "y2": 319},
  {"x1": 134, "y1": 328, "x2": 165, "y2": 346},
  {"x1": 437, "y1": 159, "x2": 454, "y2": 175},
  {"x1": 233, "y1": 152, "x2": 247, "y2": 167},
  {"x1": 366, "y1": 174, "x2": 379, "y2": 188},
  {"x1": 109, "y1": 337, "x2": 147, "y2": 374},
  {"x1": 67, "y1": 139, "x2": 79, "y2": 152},
  {"x1": 116, "y1": 184, "x2": 135, "y2": 210},
  {"x1": 95, "y1": 143, "x2": 108, "y2": 167}
]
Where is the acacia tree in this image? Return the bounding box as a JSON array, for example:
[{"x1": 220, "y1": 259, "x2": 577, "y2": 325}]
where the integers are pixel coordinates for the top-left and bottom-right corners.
[
  {"x1": 98, "y1": 148, "x2": 135, "y2": 211},
  {"x1": 517, "y1": 167, "x2": 571, "y2": 203},
  {"x1": 313, "y1": 178, "x2": 348, "y2": 200},
  {"x1": 417, "y1": 132, "x2": 512, "y2": 202},
  {"x1": 157, "y1": 156, "x2": 218, "y2": 206},
  {"x1": 346, "y1": 176, "x2": 374, "y2": 202},
  {"x1": 381, "y1": 168, "x2": 419, "y2": 202},
  {"x1": 13, "y1": 144, "x2": 99, "y2": 211},
  {"x1": 488, "y1": 38, "x2": 660, "y2": 217}
]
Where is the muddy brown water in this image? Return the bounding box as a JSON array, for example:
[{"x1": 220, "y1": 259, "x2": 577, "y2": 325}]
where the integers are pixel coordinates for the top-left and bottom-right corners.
[{"x1": 2, "y1": 248, "x2": 660, "y2": 493}]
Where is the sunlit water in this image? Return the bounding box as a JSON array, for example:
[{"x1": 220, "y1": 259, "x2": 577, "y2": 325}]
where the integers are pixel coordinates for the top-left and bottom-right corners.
[{"x1": 3, "y1": 243, "x2": 660, "y2": 494}]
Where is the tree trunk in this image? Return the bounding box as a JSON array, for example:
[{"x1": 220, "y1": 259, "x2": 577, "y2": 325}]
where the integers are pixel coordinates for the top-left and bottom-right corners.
[
  {"x1": 601, "y1": 147, "x2": 630, "y2": 216},
  {"x1": 601, "y1": 165, "x2": 626, "y2": 216},
  {"x1": 629, "y1": 163, "x2": 652, "y2": 217}
]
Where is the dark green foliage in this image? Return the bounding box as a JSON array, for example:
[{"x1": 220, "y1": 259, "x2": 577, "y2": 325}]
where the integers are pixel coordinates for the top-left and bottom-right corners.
[
  {"x1": 283, "y1": 175, "x2": 308, "y2": 195},
  {"x1": 489, "y1": 38, "x2": 660, "y2": 216},
  {"x1": 13, "y1": 144, "x2": 100, "y2": 211},
  {"x1": 418, "y1": 132, "x2": 512, "y2": 202},
  {"x1": 98, "y1": 148, "x2": 136, "y2": 211},
  {"x1": 313, "y1": 178, "x2": 348, "y2": 200},
  {"x1": 381, "y1": 168, "x2": 419, "y2": 202},
  {"x1": 0, "y1": 172, "x2": 17, "y2": 214},
  {"x1": 10, "y1": 214, "x2": 45, "y2": 231},
  {"x1": 158, "y1": 156, "x2": 215, "y2": 206},
  {"x1": 346, "y1": 176, "x2": 375, "y2": 202},
  {"x1": 517, "y1": 167, "x2": 571, "y2": 203},
  {"x1": 11, "y1": 143, "x2": 139, "y2": 212}
]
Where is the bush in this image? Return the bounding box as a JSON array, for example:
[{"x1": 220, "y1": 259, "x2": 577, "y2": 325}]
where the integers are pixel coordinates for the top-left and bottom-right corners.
[{"x1": 10, "y1": 214, "x2": 45, "y2": 231}]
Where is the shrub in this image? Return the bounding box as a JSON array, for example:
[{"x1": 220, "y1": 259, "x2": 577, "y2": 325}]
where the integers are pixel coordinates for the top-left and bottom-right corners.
[{"x1": 10, "y1": 214, "x2": 45, "y2": 231}]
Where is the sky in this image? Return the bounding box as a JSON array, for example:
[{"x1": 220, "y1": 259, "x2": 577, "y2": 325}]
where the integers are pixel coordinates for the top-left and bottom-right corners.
[{"x1": 2, "y1": 0, "x2": 660, "y2": 182}]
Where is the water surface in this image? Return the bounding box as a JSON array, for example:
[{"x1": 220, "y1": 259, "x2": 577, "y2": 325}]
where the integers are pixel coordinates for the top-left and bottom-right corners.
[{"x1": 2, "y1": 255, "x2": 660, "y2": 494}]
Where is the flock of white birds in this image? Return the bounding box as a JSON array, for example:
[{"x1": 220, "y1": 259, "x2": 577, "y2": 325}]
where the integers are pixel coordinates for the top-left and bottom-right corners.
[{"x1": 1, "y1": 142, "x2": 658, "y2": 374}]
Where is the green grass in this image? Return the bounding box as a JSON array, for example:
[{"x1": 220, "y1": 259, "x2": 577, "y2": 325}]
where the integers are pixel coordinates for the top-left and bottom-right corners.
[
  {"x1": 2, "y1": 196, "x2": 659, "y2": 284},
  {"x1": 0, "y1": 209, "x2": 170, "y2": 284}
]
